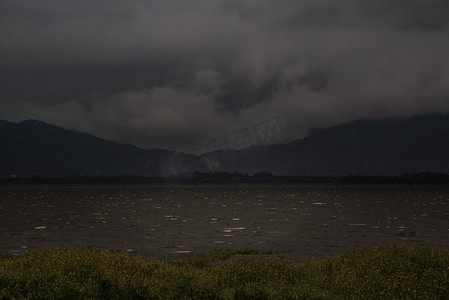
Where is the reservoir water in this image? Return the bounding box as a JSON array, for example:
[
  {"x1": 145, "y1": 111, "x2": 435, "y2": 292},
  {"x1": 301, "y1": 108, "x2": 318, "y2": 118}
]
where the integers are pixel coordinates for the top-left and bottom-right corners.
[{"x1": 1, "y1": 184, "x2": 448, "y2": 261}]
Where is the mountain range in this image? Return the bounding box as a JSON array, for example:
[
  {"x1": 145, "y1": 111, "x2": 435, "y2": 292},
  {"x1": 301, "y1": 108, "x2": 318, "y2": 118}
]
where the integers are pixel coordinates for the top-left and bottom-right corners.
[
  {"x1": 1, "y1": 114, "x2": 449, "y2": 177},
  {"x1": 0, "y1": 119, "x2": 205, "y2": 177}
]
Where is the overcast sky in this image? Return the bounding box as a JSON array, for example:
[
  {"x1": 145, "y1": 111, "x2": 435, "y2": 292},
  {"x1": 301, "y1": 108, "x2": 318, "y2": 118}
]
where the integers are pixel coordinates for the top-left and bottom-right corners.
[{"x1": 1, "y1": 0, "x2": 449, "y2": 152}]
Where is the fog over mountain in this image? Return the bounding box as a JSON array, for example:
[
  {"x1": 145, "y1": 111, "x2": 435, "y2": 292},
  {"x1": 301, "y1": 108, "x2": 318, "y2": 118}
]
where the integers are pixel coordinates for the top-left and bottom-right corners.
[
  {"x1": 2, "y1": 114, "x2": 449, "y2": 177},
  {"x1": 1, "y1": 0, "x2": 449, "y2": 152}
]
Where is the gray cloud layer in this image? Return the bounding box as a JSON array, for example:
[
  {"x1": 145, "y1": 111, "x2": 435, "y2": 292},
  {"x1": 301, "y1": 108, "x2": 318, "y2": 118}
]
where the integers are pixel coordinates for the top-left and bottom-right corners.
[{"x1": 1, "y1": 0, "x2": 449, "y2": 151}]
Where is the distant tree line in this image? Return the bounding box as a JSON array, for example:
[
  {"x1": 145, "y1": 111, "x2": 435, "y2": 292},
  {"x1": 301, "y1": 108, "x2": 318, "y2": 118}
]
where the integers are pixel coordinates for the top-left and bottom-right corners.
[{"x1": 1, "y1": 172, "x2": 449, "y2": 185}]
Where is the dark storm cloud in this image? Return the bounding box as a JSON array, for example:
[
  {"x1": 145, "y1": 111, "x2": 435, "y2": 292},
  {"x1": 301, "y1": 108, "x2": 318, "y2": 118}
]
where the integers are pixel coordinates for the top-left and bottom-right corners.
[
  {"x1": 354, "y1": 0, "x2": 449, "y2": 30},
  {"x1": 0, "y1": 0, "x2": 448, "y2": 151}
]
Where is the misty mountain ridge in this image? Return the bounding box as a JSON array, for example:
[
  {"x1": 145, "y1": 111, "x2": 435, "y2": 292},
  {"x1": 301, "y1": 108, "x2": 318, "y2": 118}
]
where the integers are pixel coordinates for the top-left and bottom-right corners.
[
  {"x1": 1, "y1": 114, "x2": 449, "y2": 177},
  {"x1": 206, "y1": 114, "x2": 449, "y2": 176},
  {"x1": 0, "y1": 119, "x2": 206, "y2": 177}
]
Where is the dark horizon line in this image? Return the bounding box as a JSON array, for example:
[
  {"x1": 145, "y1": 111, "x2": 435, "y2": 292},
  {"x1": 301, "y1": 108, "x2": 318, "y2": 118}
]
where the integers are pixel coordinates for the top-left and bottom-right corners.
[{"x1": 2, "y1": 171, "x2": 449, "y2": 185}]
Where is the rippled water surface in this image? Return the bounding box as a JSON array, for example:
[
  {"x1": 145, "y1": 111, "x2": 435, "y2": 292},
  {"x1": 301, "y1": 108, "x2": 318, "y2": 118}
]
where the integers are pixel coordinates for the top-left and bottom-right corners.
[{"x1": 1, "y1": 184, "x2": 448, "y2": 260}]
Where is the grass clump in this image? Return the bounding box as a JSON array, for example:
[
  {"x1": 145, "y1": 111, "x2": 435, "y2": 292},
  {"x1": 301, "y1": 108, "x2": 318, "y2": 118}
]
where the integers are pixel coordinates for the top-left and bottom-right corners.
[{"x1": 0, "y1": 244, "x2": 448, "y2": 299}]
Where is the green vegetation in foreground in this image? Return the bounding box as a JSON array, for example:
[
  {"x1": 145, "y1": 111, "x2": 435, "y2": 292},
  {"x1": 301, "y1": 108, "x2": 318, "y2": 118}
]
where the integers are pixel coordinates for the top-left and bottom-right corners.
[{"x1": 0, "y1": 245, "x2": 448, "y2": 299}]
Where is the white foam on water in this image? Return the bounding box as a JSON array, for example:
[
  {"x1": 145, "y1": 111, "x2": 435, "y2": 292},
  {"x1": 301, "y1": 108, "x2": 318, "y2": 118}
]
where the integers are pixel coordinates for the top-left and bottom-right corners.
[
  {"x1": 34, "y1": 226, "x2": 46, "y2": 230},
  {"x1": 220, "y1": 227, "x2": 245, "y2": 230}
]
